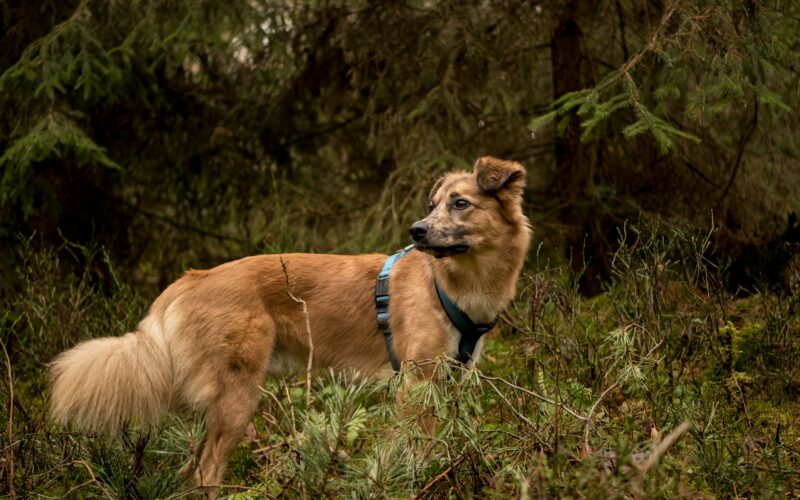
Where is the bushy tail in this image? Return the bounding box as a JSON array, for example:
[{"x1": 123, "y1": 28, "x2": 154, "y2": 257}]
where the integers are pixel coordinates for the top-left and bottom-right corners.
[{"x1": 49, "y1": 323, "x2": 173, "y2": 434}]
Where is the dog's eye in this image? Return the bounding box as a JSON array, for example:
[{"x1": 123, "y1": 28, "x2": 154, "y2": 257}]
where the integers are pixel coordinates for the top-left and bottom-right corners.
[
  {"x1": 453, "y1": 199, "x2": 471, "y2": 210},
  {"x1": 428, "y1": 201, "x2": 435, "y2": 213}
]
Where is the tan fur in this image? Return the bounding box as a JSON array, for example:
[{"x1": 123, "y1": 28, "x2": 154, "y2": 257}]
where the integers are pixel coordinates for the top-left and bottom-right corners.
[{"x1": 49, "y1": 156, "x2": 532, "y2": 490}]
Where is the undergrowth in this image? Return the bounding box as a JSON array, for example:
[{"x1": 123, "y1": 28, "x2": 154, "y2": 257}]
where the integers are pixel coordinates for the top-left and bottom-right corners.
[{"x1": 1, "y1": 224, "x2": 798, "y2": 498}]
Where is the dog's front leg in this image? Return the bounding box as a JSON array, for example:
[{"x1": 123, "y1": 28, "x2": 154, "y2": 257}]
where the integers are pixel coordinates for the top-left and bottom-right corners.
[{"x1": 394, "y1": 358, "x2": 456, "y2": 443}]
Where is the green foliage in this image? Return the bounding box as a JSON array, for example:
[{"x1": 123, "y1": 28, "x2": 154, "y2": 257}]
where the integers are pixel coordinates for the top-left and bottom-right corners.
[
  {"x1": 1, "y1": 0, "x2": 553, "y2": 287},
  {"x1": 2, "y1": 223, "x2": 798, "y2": 497},
  {"x1": 1, "y1": 0, "x2": 798, "y2": 297},
  {"x1": 532, "y1": 1, "x2": 797, "y2": 152},
  {"x1": 0, "y1": 112, "x2": 121, "y2": 210},
  {"x1": 528, "y1": 1, "x2": 799, "y2": 276}
]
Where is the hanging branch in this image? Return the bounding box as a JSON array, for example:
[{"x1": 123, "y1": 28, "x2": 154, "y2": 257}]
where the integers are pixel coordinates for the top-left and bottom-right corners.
[
  {"x1": 280, "y1": 258, "x2": 314, "y2": 408},
  {"x1": 714, "y1": 100, "x2": 760, "y2": 212}
]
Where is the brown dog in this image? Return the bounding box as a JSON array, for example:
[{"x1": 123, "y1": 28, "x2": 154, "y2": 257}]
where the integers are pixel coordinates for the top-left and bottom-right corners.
[{"x1": 49, "y1": 156, "x2": 531, "y2": 489}]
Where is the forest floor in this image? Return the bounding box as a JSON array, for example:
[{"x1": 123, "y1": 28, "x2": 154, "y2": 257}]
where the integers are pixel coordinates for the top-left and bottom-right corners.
[{"x1": 2, "y1": 226, "x2": 799, "y2": 498}]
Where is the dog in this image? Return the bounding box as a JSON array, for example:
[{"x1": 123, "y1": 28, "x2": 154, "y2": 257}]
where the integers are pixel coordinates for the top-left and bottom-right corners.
[{"x1": 49, "y1": 156, "x2": 531, "y2": 489}]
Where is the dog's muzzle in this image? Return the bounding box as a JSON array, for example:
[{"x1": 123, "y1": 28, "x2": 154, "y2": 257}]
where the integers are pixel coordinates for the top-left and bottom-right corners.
[
  {"x1": 409, "y1": 221, "x2": 429, "y2": 242},
  {"x1": 409, "y1": 221, "x2": 469, "y2": 258}
]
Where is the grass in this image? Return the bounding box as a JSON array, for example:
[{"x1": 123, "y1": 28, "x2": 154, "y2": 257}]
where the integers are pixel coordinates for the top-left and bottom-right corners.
[{"x1": 1, "y1": 223, "x2": 799, "y2": 498}]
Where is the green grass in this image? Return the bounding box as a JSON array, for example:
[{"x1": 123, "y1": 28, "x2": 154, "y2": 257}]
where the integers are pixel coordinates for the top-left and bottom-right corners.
[{"x1": 1, "y1": 225, "x2": 799, "y2": 498}]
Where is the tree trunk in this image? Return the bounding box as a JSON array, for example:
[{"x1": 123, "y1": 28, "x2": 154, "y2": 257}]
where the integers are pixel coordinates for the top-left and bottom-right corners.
[{"x1": 550, "y1": 0, "x2": 608, "y2": 296}]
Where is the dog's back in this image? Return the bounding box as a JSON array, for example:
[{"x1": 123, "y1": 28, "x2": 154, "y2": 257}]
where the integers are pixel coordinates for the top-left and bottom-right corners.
[{"x1": 50, "y1": 253, "x2": 389, "y2": 424}]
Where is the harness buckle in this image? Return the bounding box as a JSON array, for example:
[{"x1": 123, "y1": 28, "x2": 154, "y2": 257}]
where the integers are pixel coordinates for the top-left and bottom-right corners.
[
  {"x1": 376, "y1": 311, "x2": 390, "y2": 330},
  {"x1": 375, "y1": 278, "x2": 389, "y2": 297}
]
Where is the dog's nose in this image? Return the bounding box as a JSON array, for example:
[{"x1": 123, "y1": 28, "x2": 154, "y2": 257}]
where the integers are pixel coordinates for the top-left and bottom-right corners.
[{"x1": 409, "y1": 221, "x2": 428, "y2": 241}]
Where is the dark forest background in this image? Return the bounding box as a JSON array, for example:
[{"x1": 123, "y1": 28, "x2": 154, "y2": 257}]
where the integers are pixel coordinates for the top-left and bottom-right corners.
[
  {"x1": 2, "y1": 0, "x2": 798, "y2": 295},
  {"x1": 1, "y1": 1, "x2": 799, "y2": 497}
]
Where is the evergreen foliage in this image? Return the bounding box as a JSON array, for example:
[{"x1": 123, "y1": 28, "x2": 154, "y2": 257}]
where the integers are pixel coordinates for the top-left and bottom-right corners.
[
  {"x1": 1, "y1": 1, "x2": 799, "y2": 496},
  {"x1": 533, "y1": 0, "x2": 799, "y2": 293},
  {"x1": 1, "y1": 0, "x2": 552, "y2": 290},
  {"x1": 1, "y1": 1, "x2": 798, "y2": 292}
]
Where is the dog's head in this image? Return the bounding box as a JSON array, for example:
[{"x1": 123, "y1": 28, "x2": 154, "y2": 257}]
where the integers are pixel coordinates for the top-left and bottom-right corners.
[{"x1": 410, "y1": 157, "x2": 527, "y2": 259}]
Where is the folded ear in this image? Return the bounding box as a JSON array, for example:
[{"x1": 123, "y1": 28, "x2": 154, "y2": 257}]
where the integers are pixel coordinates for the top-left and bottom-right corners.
[{"x1": 474, "y1": 156, "x2": 526, "y2": 195}]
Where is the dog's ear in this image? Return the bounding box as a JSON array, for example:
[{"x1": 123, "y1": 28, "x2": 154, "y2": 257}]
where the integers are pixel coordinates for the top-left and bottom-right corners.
[{"x1": 474, "y1": 157, "x2": 526, "y2": 195}]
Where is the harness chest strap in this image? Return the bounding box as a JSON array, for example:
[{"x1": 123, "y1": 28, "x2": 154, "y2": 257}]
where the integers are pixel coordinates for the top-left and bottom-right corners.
[
  {"x1": 434, "y1": 280, "x2": 497, "y2": 364},
  {"x1": 375, "y1": 246, "x2": 498, "y2": 371}
]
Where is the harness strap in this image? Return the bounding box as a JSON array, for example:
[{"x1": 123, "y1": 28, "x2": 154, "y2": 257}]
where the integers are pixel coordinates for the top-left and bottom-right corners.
[
  {"x1": 375, "y1": 245, "x2": 414, "y2": 371},
  {"x1": 375, "y1": 246, "x2": 499, "y2": 371},
  {"x1": 435, "y1": 281, "x2": 497, "y2": 364}
]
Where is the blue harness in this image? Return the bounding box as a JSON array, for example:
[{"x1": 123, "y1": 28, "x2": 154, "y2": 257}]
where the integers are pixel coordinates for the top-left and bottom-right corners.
[{"x1": 375, "y1": 246, "x2": 498, "y2": 370}]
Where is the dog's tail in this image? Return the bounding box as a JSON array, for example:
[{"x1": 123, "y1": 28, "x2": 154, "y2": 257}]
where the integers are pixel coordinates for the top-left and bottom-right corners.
[{"x1": 49, "y1": 318, "x2": 173, "y2": 434}]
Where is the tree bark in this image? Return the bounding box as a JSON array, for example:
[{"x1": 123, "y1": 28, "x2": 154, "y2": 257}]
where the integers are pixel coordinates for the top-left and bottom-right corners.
[{"x1": 550, "y1": 0, "x2": 607, "y2": 296}]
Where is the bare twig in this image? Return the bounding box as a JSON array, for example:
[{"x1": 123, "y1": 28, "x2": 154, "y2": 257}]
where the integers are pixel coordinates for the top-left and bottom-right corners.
[
  {"x1": 280, "y1": 257, "x2": 314, "y2": 408},
  {"x1": 714, "y1": 100, "x2": 759, "y2": 212},
  {"x1": 283, "y1": 384, "x2": 298, "y2": 437},
  {"x1": 69, "y1": 460, "x2": 115, "y2": 499},
  {"x1": 412, "y1": 455, "x2": 467, "y2": 499},
  {"x1": 481, "y1": 376, "x2": 536, "y2": 428},
  {"x1": 121, "y1": 431, "x2": 150, "y2": 498},
  {"x1": 166, "y1": 482, "x2": 269, "y2": 499},
  {"x1": 409, "y1": 358, "x2": 588, "y2": 421},
  {"x1": 477, "y1": 373, "x2": 588, "y2": 422},
  {"x1": 583, "y1": 381, "x2": 620, "y2": 454},
  {"x1": 618, "y1": 5, "x2": 676, "y2": 77},
  {"x1": 583, "y1": 3, "x2": 676, "y2": 99},
  {"x1": 260, "y1": 386, "x2": 294, "y2": 435},
  {"x1": 61, "y1": 479, "x2": 99, "y2": 498},
  {"x1": 637, "y1": 420, "x2": 692, "y2": 474},
  {"x1": 1, "y1": 336, "x2": 15, "y2": 498},
  {"x1": 498, "y1": 310, "x2": 527, "y2": 333}
]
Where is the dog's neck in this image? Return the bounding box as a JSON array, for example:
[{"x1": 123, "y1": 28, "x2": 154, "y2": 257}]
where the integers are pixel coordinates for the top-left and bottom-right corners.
[{"x1": 430, "y1": 226, "x2": 531, "y2": 324}]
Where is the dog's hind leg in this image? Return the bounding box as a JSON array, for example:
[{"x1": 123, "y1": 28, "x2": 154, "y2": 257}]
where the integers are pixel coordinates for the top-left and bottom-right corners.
[
  {"x1": 192, "y1": 385, "x2": 260, "y2": 493},
  {"x1": 185, "y1": 315, "x2": 275, "y2": 496}
]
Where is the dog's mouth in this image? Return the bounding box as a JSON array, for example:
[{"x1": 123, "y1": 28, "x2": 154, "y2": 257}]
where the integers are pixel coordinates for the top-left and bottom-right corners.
[{"x1": 414, "y1": 243, "x2": 470, "y2": 258}]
